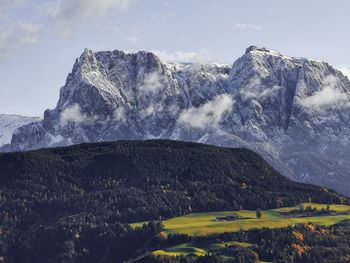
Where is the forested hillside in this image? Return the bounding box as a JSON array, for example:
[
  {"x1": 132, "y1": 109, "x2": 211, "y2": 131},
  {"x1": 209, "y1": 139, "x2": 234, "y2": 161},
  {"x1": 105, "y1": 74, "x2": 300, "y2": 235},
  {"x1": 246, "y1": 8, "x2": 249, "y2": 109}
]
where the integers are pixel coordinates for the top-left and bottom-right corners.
[{"x1": 0, "y1": 140, "x2": 347, "y2": 262}]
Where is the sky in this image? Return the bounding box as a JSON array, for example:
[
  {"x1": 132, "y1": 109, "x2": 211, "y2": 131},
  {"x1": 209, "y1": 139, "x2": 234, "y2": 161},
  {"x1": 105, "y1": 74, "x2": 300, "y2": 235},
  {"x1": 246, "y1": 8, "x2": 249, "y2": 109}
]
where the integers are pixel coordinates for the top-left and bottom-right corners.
[{"x1": 0, "y1": 0, "x2": 350, "y2": 116}]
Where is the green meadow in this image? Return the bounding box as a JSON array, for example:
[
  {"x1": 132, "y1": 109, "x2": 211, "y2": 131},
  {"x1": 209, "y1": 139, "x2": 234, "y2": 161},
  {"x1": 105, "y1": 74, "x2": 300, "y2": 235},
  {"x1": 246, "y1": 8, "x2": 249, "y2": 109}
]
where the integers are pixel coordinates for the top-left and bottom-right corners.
[
  {"x1": 129, "y1": 203, "x2": 350, "y2": 260},
  {"x1": 130, "y1": 203, "x2": 350, "y2": 236},
  {"x1": 153, "y1": 243, "x2": 206, "y2": 257},
  {"x1": 152, "y1": 241, "x2": 256, "y2": 259}
]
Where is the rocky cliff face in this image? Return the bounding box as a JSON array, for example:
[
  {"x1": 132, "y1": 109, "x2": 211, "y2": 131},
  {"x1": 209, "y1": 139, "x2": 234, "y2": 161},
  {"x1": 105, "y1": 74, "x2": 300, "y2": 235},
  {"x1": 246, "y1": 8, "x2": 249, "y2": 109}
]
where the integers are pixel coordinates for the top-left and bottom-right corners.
[
  {"x1": 0, "y1": 114, "x2": 41, "y2": 149},
  {"x1": 7, "y1": 46, "x2": 350, "y2": 195}
]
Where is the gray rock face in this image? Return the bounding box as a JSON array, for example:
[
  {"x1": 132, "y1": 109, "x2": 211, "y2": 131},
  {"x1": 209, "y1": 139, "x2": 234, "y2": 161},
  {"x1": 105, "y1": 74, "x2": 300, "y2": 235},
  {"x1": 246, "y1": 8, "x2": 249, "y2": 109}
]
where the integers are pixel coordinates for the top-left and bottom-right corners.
[
  {"x1": 0, "y1": 114, "x2": 41, "y2": 149},
  {"x1": 7, "y1": 46, "x2": 350, "y2": 195}
]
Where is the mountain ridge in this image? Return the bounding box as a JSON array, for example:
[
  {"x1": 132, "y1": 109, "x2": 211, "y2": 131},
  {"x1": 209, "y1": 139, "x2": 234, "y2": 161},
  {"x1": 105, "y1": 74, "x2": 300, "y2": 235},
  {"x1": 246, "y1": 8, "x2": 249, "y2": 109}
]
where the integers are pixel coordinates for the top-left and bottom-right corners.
[{"x1": 3, "y1": 46, "x2": 350, "y2": 195}]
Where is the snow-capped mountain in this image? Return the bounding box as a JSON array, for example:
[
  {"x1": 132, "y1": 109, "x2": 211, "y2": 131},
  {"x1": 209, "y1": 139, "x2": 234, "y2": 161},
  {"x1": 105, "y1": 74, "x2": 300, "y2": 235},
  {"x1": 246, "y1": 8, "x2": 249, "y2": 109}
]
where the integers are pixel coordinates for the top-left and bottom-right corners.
[
  {"x1": 0, "y1": 114, "x2": 41, "y2": 148},
  {"x1": 5, "y1": 46, "x2": 350, "y2": 195}
]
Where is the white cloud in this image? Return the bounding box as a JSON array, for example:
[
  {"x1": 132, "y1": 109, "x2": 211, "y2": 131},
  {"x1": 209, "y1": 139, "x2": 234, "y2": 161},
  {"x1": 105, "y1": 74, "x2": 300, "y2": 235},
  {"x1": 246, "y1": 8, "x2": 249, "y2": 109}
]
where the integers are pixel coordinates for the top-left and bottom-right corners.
[
  {"x1": 153, "y1": 50, "x2": 196, "y2": 62},
  {"x1": 114, "y1": 106, "x2": 126, "y2": 123},
  {"x1": 337, "y1": 66, "x2": 350, "y2": 80},
  {"x1": 259, "y1": 85, "x2": 281, "y2": 99},
  {"x1": 168, "y1": 104, "x2": 180, "y2": 115},
  {"x1": 241, "y1": 86, "x2": 281, "y2": 101},
  {"x1": 60, "y1": 104, "x2": 88, "y2": 125},
  {"x1": 140, "y1": 102, "x2": 180, "y2": 119},
  {"x1": 18, "y1": 22, "x2": 41, "y2": 44},
  {"x1": 0, "y1": 22, "x2": 41, "y2": 60},
  {"x1": 239, "y1": 75, "x2": 281, "y2": 101},
  {"x1": 179, "y1": 94, "x2": 234, "y2": 130},
  {"x1": 139, "y1": 71, "x2": 164, "y2": 94},
  {"x1": 0, "y1": 1, "x2": 42, "y2": 61},
  {"x1": 0, "y1": 30, "x2": 11, "y2": 61},
  {"x1": 47, "y1": 0, "x2": 134, "y2": 37},
  {"x1": 153, "y1": 48, "x2": 212, "y2": 63},
  {"x1": 301, "y1": 76, "x2": 350, "y2": 110},
  {"x1": 192, "y1": 48, "x2": 212, "y2": 63},
  {"x1": 239, "y1": 75, "x2": 261, "y2": 101},
  {"x1": 61, "y1": 104, "x2": 115, "y2": 125},
  {"x1": 140, "y1": 103, "x2": 163, "y2": 118},
  {"x1": 231, "y1": 23, "x2": 263, "y2": 32}
]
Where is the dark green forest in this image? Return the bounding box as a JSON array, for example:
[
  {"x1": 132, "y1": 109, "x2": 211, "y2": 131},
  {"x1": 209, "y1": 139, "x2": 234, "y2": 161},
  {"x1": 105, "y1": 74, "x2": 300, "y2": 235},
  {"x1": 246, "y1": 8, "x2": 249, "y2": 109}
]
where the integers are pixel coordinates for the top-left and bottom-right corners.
[{"x1": 0, "y1": 140, "x2": 348, "y2": 262}]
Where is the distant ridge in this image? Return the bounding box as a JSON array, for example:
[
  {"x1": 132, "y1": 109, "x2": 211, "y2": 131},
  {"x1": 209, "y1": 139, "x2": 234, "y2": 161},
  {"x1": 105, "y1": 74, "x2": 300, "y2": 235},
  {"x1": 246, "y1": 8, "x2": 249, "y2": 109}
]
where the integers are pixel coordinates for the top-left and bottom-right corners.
[{"x1": 0, "y1": 114, "x2": 41, "y2": 148}]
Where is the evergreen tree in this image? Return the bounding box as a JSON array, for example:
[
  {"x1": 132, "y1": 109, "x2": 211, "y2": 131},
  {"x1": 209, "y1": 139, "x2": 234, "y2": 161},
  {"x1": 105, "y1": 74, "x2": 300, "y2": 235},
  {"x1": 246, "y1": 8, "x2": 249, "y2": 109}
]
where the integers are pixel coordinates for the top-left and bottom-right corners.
[{"x1": 256, "y1": 208, "x2": 263, "y2": 219}]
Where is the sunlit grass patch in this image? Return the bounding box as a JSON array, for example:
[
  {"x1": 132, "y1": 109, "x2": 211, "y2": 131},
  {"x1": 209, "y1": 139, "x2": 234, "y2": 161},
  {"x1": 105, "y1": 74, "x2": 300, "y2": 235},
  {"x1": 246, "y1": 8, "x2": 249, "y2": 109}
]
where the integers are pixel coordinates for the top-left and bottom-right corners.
[
  {"x1": 272, "y1": 203, "x2": 350, "y2": 213},
  {"x1": 130, "y1": 203, "x2": 350, "y2": 236},
  {"x1": 152, "y1": 243, "x2": 206, "y2": 257}
]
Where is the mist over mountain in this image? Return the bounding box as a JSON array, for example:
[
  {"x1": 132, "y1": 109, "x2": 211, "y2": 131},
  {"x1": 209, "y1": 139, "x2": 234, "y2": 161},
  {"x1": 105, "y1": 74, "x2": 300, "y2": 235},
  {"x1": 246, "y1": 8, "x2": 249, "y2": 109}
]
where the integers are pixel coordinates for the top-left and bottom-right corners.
[{"x1": 3, "y1": 46, "x2": 350, "y2": 195}]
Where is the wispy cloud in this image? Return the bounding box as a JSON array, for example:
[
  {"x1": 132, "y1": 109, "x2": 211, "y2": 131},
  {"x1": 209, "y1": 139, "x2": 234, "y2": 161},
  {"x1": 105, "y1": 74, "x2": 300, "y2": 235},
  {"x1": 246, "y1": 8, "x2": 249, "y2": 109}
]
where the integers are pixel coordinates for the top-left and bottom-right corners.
[
  {"x1": 140, "y1": 102, "x2": 164, "y2": 118},
  {"x1": 139, "y1": 71, "x2": 164, "y2": 94},
  {"x1": 239, "y1": 75, "x2": 281, "y2": 101},
  {"x1": 60, "y1": 104, "x2": 88, "y2": 125},
  {"x1": 60, "y1": 103, "x2": 114, "y2": 125},
  {"x1": 179, "y1": 94, "x2": 234, "y2": 130},
  {"x1": 114, "y1": 106, "x2": 126, "y2": 123},
  {"x1": 0, "y1": 2, "x2": 43, "y2": 61},
  {"x1": 153, "y1": 48, "x2": 212, "y2": 63},
  {"x1": 18, "y1": 22, "x2": 41, "y2": 44},
  {"x1": 230, "y1": 23, "x2": 263, "y2": 32},
  {"x1": 46, "y1": 0, "x2": 134, "y2": 37},
  {"x1": 0, "y1": 30, "x2": 12, "y2": 61},
  {"x1": 301, "y1": 76, "x2": 350, "y2": 110},
  {"x1": 0, "y1": 22, "x2": 41, "y2": 61}
]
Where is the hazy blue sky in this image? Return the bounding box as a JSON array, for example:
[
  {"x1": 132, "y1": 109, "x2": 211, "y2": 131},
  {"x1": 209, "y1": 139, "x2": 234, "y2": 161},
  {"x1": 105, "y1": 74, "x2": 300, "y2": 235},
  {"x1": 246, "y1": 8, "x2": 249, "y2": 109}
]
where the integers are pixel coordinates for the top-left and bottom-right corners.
[{"x1": 1, "y1": 0, "x2": 350, "y2": 116}]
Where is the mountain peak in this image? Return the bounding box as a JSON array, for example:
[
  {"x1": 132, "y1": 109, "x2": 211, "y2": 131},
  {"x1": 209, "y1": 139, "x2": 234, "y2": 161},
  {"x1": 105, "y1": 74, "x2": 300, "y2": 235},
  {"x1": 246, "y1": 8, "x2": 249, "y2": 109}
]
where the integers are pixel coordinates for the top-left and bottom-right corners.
[
  {"x1": 80, "y1": 48, "x2": 98, "y2": 67},
  {"x1": 5, "y1": 47, "x2": 350, "y2": 197},
  {"x1": 246, "y1": 45, "x2": 269, "y2": 53},
  {"x1": 245, "y1": 45, "x2": 282, "y2": 56},
  {"x1": 83, "y1": 47, "x2": 93, "y2": 55}
]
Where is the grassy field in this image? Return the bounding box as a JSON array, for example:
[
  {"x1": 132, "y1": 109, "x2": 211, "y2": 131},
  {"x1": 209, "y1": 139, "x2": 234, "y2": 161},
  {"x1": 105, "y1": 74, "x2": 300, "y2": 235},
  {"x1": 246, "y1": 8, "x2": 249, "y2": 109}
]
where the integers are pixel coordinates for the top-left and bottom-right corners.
[
  {"x1": 272, "y1": 203, "x2": 350, "y2": 213},
  {"x1": 153, "y1": 243, "x2": 206, "y2": 257},
  {"x1": 130, "y1": 203, "x2": 350, "y2": 236},
  {"x1": 132, "y1": 203, "x2": 350, "y2": 261},
  {"x1": 151, "y1": 241, "x2": 256, "y2": 258}
]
